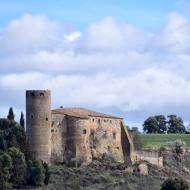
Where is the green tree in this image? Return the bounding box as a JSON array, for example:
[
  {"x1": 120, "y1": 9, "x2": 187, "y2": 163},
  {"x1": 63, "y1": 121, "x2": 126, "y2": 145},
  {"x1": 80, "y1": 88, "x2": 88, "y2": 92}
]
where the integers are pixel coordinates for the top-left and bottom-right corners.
[
  {"x1": 143, "y1": 116, "x2": 158, "y2": 133},
  {"x1": 161, "y1": 178, "x2": 189, "y2": 190},
  {"x1": 43, "y1": 162, "x2": 50, "y2": 185},
  {"x1": 7, "y1": 107, "x2": 15, "y2": 121},
  {"x1": 167, "y1": 115, "x2": 186, "y2": 134},
  {"x1": 0, "y1": 152, "x2": 12, "y2": 190},
  {"x1": 27, "y1": 160, "x2": 45, "y2": 186},
  {"x1": 8, "y1": 147, "x2": 27, "y2": 185},
  {"x1": 155, "y1": 115, "x2": 167, "y2": 133},
  {"x1": 20, "y1": 112, "x2": 25, "y2": 128},
  {"x1": 0, "y1": 132, "x2": 7, "y2": 151}
]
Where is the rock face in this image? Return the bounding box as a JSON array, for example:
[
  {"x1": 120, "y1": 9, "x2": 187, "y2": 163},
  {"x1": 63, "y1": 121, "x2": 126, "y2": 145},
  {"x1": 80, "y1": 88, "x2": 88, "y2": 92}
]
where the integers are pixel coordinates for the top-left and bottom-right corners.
[{"x1": 26, "y1": 90, "x2": 134, "y2": 165}]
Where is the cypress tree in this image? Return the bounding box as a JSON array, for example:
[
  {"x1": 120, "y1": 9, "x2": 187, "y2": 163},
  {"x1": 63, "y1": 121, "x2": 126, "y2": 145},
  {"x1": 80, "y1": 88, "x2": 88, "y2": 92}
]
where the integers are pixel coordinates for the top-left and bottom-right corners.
[
  {"x1": 20, "y1": 112, "x2": 25, "y2": 128},
  {"x1": 7, "y1": 107, "x2": 15, "y2": 121}
]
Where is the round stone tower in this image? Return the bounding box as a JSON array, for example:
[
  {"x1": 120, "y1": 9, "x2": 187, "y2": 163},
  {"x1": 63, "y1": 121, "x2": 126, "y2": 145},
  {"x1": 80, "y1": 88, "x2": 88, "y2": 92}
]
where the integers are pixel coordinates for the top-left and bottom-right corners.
[{"x1": 26, "y1": 90, "x2": 51, "y2": 163}]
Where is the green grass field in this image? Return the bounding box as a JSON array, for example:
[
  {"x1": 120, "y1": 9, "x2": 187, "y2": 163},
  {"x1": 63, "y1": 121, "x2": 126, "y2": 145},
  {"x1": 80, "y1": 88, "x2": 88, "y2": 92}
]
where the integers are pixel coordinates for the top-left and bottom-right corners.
[{"x1": 141, "y1": 134, "x2": 190, "y2": 148}]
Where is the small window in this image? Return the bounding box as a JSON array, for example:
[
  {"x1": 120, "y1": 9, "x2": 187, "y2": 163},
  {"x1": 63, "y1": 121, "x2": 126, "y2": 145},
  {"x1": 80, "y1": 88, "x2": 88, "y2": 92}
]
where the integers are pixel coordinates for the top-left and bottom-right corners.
[
  {"x1": 92, "y1": 118, "x2": 95, "y2": 122},
  {"x1": 110, "y1": 120, "x2": 112, "y2": 124},
  {"x1": 113, "y1": 132, "x2": 116, "y2": 139},
  {"x1": 46, "y1": 118, "x2": 48, "y2": 121},
  {"x1": 40, "y1": 93, "x2": 44, "y2": 96},
  {"x1": 83, "y1": 129, "x2": 87, "y2": 134},
  {"x1": 31, "y1": 114, "x2": 34, "y2": 119},
  {"x1": 98, "y1": 119, "x2": 101, "y2": 124},
  {"x1": 31, "y1": 93, "x2": 35, "y2": 97},
  {"x1": 104, "y1": 120, "x2": 106, "y2": 123},
  {"x1": 117, "y1": 147, "x2": 119, "y2": 150},
  {"x1": 51, "y1": 129, "x2": 54, "y2": 133}
]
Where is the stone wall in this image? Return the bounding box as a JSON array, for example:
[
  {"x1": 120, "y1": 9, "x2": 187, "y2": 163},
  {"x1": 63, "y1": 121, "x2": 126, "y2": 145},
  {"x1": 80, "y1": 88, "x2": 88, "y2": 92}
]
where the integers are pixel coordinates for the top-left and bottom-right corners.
[
  {"x1": 51, "y1": 113, "x2": 67, "y2": 163},
  {"x1": 64, "y1": 116, "x2": 92, "y2": 166},
  {"x1": 26, "y1": 90, "x2": 51, "y2": 163},
  {"x1": 88, "y1": 117, "x2": 124, "y2": 162},
  {"x1": 132, "y1": 150, "x2": 163, "y2": 167}
]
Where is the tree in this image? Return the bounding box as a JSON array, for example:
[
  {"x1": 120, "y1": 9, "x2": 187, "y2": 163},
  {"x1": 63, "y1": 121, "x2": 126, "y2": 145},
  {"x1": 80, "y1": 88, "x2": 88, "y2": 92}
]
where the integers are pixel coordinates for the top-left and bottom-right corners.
[
  {"x1": 27, "y1": 160, "x2": 45, "y2": 186},
  {"x1": 143, "y1": 116, "x2": 158, "y2": 133},
  {"x1": 0, "y1": 152, "x2": 12, "y2": 190},
  {"x1": 20, "y1": 112, "x2": 25, "y2": 128},
  {"x1": 143, "y1": 115, "x2": 167, "y2": 133},
  {"x1": 155, "y1": 115, "x2": 167, "y2": 133},
  {"x1": 0, "y1": 132, "x2": 7, "y2": 151},
  {"x1": 7, "y1": 108, "x2": 15, "y2": 121},
  {"x1": 8, "y1": 147, "x2": 27, "y2": 185},
  {"x1": 161, "y1": 178, "x2": 189, "y2": 190},
  {"x1": 43, "y1": 162, "x2": 50, "y2": 185},
  {"x1": 167, "y1": 115, "x2": 186, "y2": 134}
]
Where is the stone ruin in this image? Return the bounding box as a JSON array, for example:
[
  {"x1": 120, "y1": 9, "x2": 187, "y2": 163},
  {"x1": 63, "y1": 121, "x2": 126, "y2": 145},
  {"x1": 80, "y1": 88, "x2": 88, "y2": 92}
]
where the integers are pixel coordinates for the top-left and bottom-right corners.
[{"x1": 26, "y1": 90, "x2": 134, "y2": 166}]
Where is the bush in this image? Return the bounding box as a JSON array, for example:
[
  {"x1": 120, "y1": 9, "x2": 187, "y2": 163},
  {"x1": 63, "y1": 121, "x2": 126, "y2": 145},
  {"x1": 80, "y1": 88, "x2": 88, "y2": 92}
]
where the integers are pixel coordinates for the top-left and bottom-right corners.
[
  {"x1": 27, "y1": 160, "x2": 45, "y2": 186},
  {"x1": 0, "y1": 152, "x2": 12, "y2": 190},
  {"x1": 161, "y1": 178, "x2": 189, "y2": 190},
  {"x1": 8, "y1": 147, "x2": 27, "y2": 185}
]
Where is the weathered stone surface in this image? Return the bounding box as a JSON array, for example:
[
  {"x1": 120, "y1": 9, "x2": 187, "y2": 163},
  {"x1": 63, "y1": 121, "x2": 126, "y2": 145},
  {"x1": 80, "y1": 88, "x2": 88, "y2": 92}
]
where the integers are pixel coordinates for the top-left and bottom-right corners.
[{"x1": 26, "y1": 90, "x2": 134, "y2": 165}]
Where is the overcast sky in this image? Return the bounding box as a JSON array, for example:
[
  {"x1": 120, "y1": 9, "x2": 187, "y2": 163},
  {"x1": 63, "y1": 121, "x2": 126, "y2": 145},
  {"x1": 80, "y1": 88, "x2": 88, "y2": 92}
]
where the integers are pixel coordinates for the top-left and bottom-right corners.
[{"x1": 1, "y1": 0, "x2": 190, "y2": 129}]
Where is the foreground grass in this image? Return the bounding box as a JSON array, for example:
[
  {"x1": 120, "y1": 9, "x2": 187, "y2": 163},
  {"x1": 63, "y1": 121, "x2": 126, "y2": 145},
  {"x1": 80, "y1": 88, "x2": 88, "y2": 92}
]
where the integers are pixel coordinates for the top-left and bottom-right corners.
[{"x1": 141, "y1": 134, "x2": 190, "y2": 148}]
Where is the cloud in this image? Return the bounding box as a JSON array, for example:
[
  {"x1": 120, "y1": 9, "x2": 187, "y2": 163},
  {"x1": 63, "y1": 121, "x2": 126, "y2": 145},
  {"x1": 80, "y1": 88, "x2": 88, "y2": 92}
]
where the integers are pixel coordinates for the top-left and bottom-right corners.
[
  {"x1": 152, "y1": 12, "x2": 190, "y2": 54},
  {"x1": 1, "y1": 13, "x2": 190, "y2": 127},
  {"x1": 80, "y1": 17, "x2": 146, "y2": 52}
]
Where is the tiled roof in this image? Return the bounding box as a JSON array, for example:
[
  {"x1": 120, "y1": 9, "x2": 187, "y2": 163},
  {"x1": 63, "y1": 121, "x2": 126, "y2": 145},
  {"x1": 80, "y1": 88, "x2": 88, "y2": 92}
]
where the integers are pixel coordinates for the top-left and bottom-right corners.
[{"x1": 52, "y1": 107, "x2": 123, "y2": 119}]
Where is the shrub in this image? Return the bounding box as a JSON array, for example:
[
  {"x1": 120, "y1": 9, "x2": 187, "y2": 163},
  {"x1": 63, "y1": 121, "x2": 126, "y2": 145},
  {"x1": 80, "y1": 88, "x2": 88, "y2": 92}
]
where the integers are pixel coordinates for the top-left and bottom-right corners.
[
  {"x1": 8, "y1": 147, "x2": 27, "y2": 185},
  {"x1": 161, "y1": 178, "x2": 189, "y2": 190},
  {"x1": 27, "y1": 160, "x2": 45, "y2": 186}
]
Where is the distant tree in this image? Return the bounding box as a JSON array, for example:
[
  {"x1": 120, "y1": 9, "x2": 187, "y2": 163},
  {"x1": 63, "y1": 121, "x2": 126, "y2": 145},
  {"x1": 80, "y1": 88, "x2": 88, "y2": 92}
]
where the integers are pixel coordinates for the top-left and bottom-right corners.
[
  {"x1": 0, "y1": 152, "x2": 12, "y2": 190},
  {"x1": 143, "y1": 116, "x2": 158, "y2": 133},
  {"x1": 131, "y1": 127, "x2": 139, "y2": 133},
  {"x1": 8, "y1": 147, "x2": 27, "y2": 185},
  {"x1": 0, "y1": 132, "x2": 7, "y2": 151},
  {"x1": 161, "y1": 178, "x2": 189, "y2": 190},
  {"x1": 7, "y1": 107, "x2": 15, "y2": 121},
  {"x1": 167, "y1": 115, "x2": 186, "y2": 134},
  {"x1": 155, "y1": 115, "x2": 167, "y2": 133},
  {"x1": 20, "y1": 112, "x2": 25, "y2": 128}
]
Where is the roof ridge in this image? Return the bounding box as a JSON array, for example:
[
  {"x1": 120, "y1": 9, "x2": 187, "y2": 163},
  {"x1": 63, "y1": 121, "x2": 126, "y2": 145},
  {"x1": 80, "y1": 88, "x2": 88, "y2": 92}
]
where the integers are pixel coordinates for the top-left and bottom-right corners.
[{"x1": 52, "y1": 107, "x2": 123, "y2": 119}]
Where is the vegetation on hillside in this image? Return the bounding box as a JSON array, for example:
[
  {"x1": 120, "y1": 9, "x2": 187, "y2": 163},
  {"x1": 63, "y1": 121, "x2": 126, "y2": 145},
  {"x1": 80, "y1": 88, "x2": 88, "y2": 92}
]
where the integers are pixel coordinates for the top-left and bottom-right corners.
[{"x1": 0, "y1": 108, "x2": 50, "y2": 189}]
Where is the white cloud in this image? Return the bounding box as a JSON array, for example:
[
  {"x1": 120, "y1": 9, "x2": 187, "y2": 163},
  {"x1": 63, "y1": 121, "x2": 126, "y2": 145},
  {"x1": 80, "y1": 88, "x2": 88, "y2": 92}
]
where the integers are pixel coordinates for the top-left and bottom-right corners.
[
  {"x1": 152, "y1": 12, "x2": 190, "y2": 54},
  {"x1": 1, "y1": 13, "x2": 190, "y2": 127}
]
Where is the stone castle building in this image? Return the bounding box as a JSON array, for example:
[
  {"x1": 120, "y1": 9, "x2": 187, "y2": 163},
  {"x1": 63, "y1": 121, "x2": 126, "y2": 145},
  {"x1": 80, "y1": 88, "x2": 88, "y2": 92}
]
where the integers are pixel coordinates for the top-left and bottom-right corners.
[{"x1": 26, "y1": 90, "x2": 134, "y2": 165}]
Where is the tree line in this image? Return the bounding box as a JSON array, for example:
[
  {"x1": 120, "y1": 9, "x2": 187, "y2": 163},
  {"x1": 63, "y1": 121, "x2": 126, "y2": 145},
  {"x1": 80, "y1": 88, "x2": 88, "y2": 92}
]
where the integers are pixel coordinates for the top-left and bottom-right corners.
[
  {"x1": 0, "y1": 108, "x2": 50, "y2": 190},
  {"x1": 143, "y1": 115, "x2": 187, "y2": 134}
]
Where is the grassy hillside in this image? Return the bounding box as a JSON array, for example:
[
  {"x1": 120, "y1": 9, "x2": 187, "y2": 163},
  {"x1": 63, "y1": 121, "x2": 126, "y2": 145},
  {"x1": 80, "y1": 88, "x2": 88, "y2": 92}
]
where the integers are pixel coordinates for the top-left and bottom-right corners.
[{"x1": 141, "y1": 134, "x2": 190, "y2": 148}]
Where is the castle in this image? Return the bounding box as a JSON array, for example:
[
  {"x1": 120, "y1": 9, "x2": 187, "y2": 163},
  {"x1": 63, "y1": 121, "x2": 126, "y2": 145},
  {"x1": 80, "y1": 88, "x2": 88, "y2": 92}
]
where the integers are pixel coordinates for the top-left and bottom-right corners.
[{"x1": 26, "y1": 90, "x2": 134, "y2": 165}]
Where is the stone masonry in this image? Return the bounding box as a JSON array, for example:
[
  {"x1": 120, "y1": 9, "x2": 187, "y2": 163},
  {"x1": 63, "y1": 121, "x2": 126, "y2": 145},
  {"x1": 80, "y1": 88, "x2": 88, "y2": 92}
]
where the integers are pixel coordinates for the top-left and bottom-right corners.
[{"x1": 26, "y1": 90, "x2": 134, "y2": 165}]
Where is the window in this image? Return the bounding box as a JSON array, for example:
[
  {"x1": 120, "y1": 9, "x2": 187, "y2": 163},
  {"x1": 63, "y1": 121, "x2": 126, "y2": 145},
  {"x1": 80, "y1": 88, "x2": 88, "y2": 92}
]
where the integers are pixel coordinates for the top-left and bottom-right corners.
[
  {"x1": 46, "y1": 117, "x2": 48, "y2": 121},
  {"x1": 83, "y1": 129, "x2": 87, "y2": 134},
  {"x1": 51, "y1": 129, "x2": 54, "y2": 133},
  {"x1": 31, "y1": 93, "x2": 35, "y2": 97},
  {"x1": 31, "y1": 114, "x2": 34, "y2": 119},
  {"x1": 110, "y1": 120, "x2": 112, "y2": 123},
  {"x1": 113, "y1": 132, "x2": 116, "y2": 139},
  {"x1": 40, "y1": 93, "x2": 44, "y2": 96},
  {"x1": 92, "y1": 118, "x2": 95, "y2": 122},
  {"x1": 98, "y1": 119, "x2": 101, "y2": 124},
  {"x1": 104, "y1": 120, "x2": 106, "y2": 123}
]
